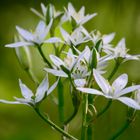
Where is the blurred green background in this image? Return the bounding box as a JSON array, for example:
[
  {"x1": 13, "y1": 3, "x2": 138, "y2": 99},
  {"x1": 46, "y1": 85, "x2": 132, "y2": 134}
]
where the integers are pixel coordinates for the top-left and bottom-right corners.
[{"x1": 0, "y1": 0, "x2": 140, "y2": 140}]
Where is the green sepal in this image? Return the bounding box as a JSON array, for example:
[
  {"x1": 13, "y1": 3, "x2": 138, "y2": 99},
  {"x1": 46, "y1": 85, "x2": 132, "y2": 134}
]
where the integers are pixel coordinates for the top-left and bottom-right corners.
[
  {"x1": 60, "y1": 65, "x2": 70, "y2": 75},
  {"x1": 71, "y1": 16, "x2": 78, "y2": 31},
  {"x1": 95, "y1": 39, "x2": 103, "y2": 53},
  {"x1": 46, "y1": 4, "x2": 54, "y2": 25},
  {"x1": 89, "y1": 48, "x2": 97, "y2": 70}
]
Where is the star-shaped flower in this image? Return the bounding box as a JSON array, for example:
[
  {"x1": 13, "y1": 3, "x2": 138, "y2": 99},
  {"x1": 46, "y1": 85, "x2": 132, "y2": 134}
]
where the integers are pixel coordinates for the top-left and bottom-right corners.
[
  {"x1": 44, "y1": 48, "x2": 88, "y2": 78},
  {"x1": 60, "y1": 26, "x2": 90, "y2": 46},
  {"x1": 5, "y1": 20, "x2": 61, "y2": 48},
  {"x1": 103, "y1": 38, "x2": 140, "y2": 62},
  {"x1": 77, "y1": 69, "x2": 140, "y2": 108},
  {"x1": 31, "y1": 3, "x2": 62, "y2": 23},
  {"x1": 63, "y1": 3, "x2": 97, "y2": 26},
  {"x1": 0, "y1": 75, "x2": 59, "y2": 107}
]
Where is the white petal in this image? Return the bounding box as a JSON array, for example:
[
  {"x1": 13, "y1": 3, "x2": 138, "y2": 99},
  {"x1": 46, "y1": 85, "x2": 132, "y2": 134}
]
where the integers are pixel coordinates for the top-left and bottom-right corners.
[
  {"x1": 84, "y1": 46, "x2": 91, "y2": 62},
  {"x1": 0, "y1": 99, "x2": 20, "y2": 104},
  {"x1": 74, "y1": 79, "x2": 86, "y2": 87},
  {"x1": 78, "y1": 6, "x2": 85, "y2": 17},
  {"x1": 115, "y1": 38, "x2": 126, "y2": 56},
  {"x1": 112, "y1": 74, "x2": 128, "y2": 94},
  {"x1": 60, "y1": 27, "x2": 71, "y2": 44},
  {"x1": 14, "y1": 97, "x2": 33, "y2": 106},
  {"x1": 5, "y1": 42, "x2": 33, "y2": 48},
  {"x1": 50, "y1": 55, "x2": 65, "y2": 67},
  {"x1": 35, "y1": 75, "x2": 49, "y2": 103},
  {"x1": 102, "y1": 33, "x2": 115, "y2": 44},
  {"x1": 44, "y1": 37, "x2": 63, "y2": 43},
  {"x1": 117, "y1": 97, "x2": 140, "y2": 110},
  {"x1": 19, "y1": 79, "x2": 34, "y2": 99},
  {"x1": 117, "y1": 38, "x2": 126, "y2": 48},
  {"x1": 77, "y1": 87, "x2": 104, "y2": 95},
  {"x1": 35, "y1": 21, "x2": 46, "y2": 37},
  {"x1": 44, "y1": 68, "x2": 68, "y2": 77},
  {"x1": 71, "y1": 47, "x2": 88, "y2": 70},
  {"x1": 30, "y1": 8, "x2": 44, "y2": 20},
  {"x1": 41, "y1": 3, "x2": 47, "y2": 16},
  {"x1": 47, "y1": 78, "x2": 59, "y2": 95},
  {"x1": 125, "y1": 54, "x2": 140, "y2": 61},
  {"x1": 42, "y1": 19, "x2": 53, "y2": 40},
  {"x1": 117, "y1": 85, "x2": 140, "y2": 97},
  {"x1": 68, "y1": 3, "x2": 76, "y2": 15},
  {"x1": 134, "y1": 90, "x2": 140, "y2": 103},
  {"x1": 16, "y1": 26, "x2": 33, "y2": 41},
  {"x1": 93, "y1": 69, "x2": 110, "y2": 94},
  {"x1": 79, "y1": 13, "x2": 97, "y2": 25}
]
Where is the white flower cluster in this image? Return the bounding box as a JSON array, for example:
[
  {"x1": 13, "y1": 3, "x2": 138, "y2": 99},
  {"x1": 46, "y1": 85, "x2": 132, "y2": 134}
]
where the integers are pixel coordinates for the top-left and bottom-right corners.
[{"x1": 1, "y1": 2, "x2": 140, "y2": 111}]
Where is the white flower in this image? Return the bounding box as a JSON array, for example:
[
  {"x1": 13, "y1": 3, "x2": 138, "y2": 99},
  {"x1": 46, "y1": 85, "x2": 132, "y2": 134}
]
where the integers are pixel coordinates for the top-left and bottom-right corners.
[
  {"x1": 5, "y1": 20, "x2": 61, "y2": 48},
  {"x1": 31, "y1": 3, "x2": 62, "y2": 22},
  {"x1": 75, "y1": 46, "x2": 108, "y2": 74},
  {"x1": 64, "y1": 3, "x2": 97, "y2": 26},
  {"x1": 0, "y1": 76, "x2": 59, "y2": 107},
  {"x1": 103, "y1": 38, "x2": 140, "y2": 62},
  {"x1": 44, "y1": 47, "x2": 89, "y2": 79},
  {"x1": 60, "y1": 26, "x2": 90, "y2": 46},
  {"x1": 77, "y1": 69, "x2": 140, "y2": 108}
]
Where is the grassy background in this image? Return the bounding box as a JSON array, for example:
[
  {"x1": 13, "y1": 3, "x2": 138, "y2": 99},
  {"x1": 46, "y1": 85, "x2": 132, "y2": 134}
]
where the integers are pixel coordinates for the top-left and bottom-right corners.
[{"x1": 0, "y1": 0, "x2": 140, "y2": 140}]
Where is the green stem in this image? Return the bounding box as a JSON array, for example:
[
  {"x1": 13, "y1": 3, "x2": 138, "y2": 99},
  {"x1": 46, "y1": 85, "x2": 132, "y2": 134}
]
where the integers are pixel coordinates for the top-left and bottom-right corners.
[
  {"x1": 109, "y1": 109, "x2": 136, "y2": 140},
  {"x1": 97, "y1": 100, "x2": 112, "y2": 118},
  {"x1": 108, "y1": 59, "x2": 120, "y2": 81},
  {"x1": 94, "y1": 60, "x2": 120, "y2": 119},
  {"x1": 81, "y1": 94, "x2": 88, "y2": 140},
  {"x1": 57, "y1": 79, "x2": 65, "y2": 124},
  {"x1": 34, "y1": 108, "x2": 78, "y2": 140},
  {"x1": 110, "y1": 121, "x2": 130, "y2": 140},
  {"x1": 26, "y1": 68, "x2": 39, "y2": 84},
  {"x1": 87, "y1": 71, "x2": 94, "y2": 140},
  {"x1": 87, "y1": 125, "x2": 92, "y2": 140},
  {"x1": 64, "y1": 105, "x2": 78, "y2": 125},
  {"x1": 37, "y1": 45, "x2": 53, "y2": 68},
  {"x1": 59, "y1": 44, "x2": 66, "y2": 54}
]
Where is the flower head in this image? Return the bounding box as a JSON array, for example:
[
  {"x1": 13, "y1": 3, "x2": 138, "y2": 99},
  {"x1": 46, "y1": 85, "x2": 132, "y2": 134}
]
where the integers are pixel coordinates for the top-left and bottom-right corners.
[
  {"x1": 103, "y1": 38, "x2": 140, "y2": 62},
  {"x1": 0, "y1": 75, "x2": 59, "y2": 107},
  {"x1": 77, "y1": 69, "x2": 140, "y2": 108},
  {"x1": 60, "y1": 26, "x2": 90, "y2": 46},
  {"x1": 63, "y1": 3, "x2": 97, "y2": 26},
  {"x1": 5, "y1": 20, "x2": 58, "y2": 48},
  {"x1": 45, "y1": 47, "x2": 89, "y2": 79},
  {"x1": 31, "y1": 3, "x2": 62, "y2": 23}
]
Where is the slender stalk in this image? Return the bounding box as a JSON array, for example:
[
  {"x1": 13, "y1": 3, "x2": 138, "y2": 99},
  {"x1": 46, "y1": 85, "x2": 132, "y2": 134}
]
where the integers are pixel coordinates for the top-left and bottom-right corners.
[
  {"x1": 81, "y1": 94, "x2": 88, "y2": 140},
  {"x1": 64, "y1": 107, "x2": 78, "y2": 125},
  {"x1": 87, "y1": 71, "x2": 94, "y2": 140},
  {"x1": 109, "y1": 121, "x2": 131, "y2": 140},
  {"x1": 87, "y1": 125, "x2": 92, "y2": 140},
  {"x1": 57, "y1": 79, "x2": 65, "y2": 124},
  {"x1": 34, "y1": 107, "x2": 78, "y2": 140},
  {"x1": 97, "y1": 100, "x2": 112, "y2": 118},
  {"x1": 37, "y1": 45, "x2": 53, "y2": 68},
  {"x1": 59, "y1": 44, "x2": 66, "y2": 54},
  {"x1": 108, "y1": 59, "x2": 120, "y2": 81},
  {"x1": 26, "y1": 68, "x2": 39, "y2": 84},
  {"x1": 95, "y1": 60, "x2": 120, "y2": 119},
  {"x1": 109, "y1": 109, "x2": 136, "y2": 140}
]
